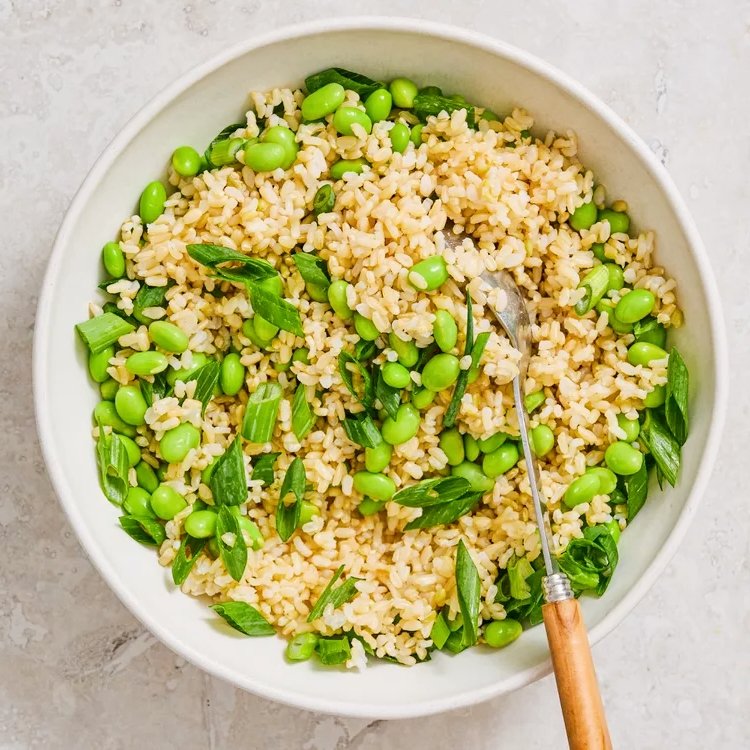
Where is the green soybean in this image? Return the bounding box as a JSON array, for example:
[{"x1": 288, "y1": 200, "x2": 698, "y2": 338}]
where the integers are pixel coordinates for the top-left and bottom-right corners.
[
  {"x1": 530, "y1": 425, "x2": 555, "y2": 457},
  {"x1": 238, "y1": 516, "x2": 264, "y2": 550},
  {"x1": 160, "y1": 423, "x2": 201, "y2": 464},
  {"x1": 220, "y1": 353, "x2": 245, "y2": 396},
  {"x1": 439, "y1": 429, "x2": 465, "y2": 466},
  {"x1": 627, "y1": 341, "x2": 668, "y2": 367},
  {"x1": 421, "y1": 353, "x2": 460, "y2": 392},
  {"x1": 382, "y1": 403, "x2": 420, "y2": 445},
  {"x1": 354, "y1": 313, "x2": 380, "y2": 341},
  {"x1": 150, "y1": 484, "x2": 187, "y2": 520},
  {"x1": 89, "y1": 346, "x2": 114, "y2": 383},
  {"x1": 563, "y1": 473, "x2": 601, "y2": 508},
  {"x1": 358, "y1": 498, "x2": 385, "y2": 516},
  {"x1": 389, "y1": 77, "x2": 418, "y2": 108},
  {"x1": 286, "y1": 632, "x2": 319, "y2": 662},
  {"x1": 94, "y1": 400, "x2": 136, "y2": 436},
  {"x1": 569, "y1": 201, "x2": 598, "y2": 232},
  {"x1": 253, "y1": 315, "x2": 280, "y2": 342},
  {"x1": 382, "y1": 362, "x2": 411, "y2": 389},
  {"x1": 599, "y1": 208, "x2": 630, "y2": 235},
  {"x1": 591, "y1": 243, "x2": 608, "y2": 262},
  {"x1": 301, "y1": 82, "x2": 346, "y2": 121},
  {"x1": 524, "y1": 390, "x2": 545, "y2": 414},
  {"x1": 644, "y1": 385, "x2": 666, "y2": 408},
  {"x1": 330, "y1": 158, "x2": 368, "y2": 179},
  {"x1": 433, "y1": 310, "x2": 458, "y2": 352},
  {"x1": 388, "y1": 332, "x2": 419, "y2": 367},
  {"x1": 451, "y1": 462, "x2": 494, "y2": 493},
  {"x1": 365, "y1": 442, "x2": 392, "y2": 473},
  {"x1": 596, "y1": 299, "x2": 634, "y2": 334},
  {"x1": 484, "y1": 619, "x2": 522, "y2": 648},
  {"x1": 327, "y1": 280, "x2": 352, "y2": 320},
  {"x1": 364, "y1": 88, "x2": 393, "y2": 122},
  {"x1": 183, "y1": 509, "x2": 217, "y2": 539},
  {"x1": 463, "y1": 434, "x2": 480, "y2": 462},
  {"x1": 410, "y1": 124, "x2": 424, "y2": 146},
  {"x1": 586, "y1": 466, "x2": 618, "y2": 495},
  {"x1": 123, "y1": 486, "x2": 154, "y2": 517},
  {"x1": 478, "y1": 432, "x2": 507, "y2": 454},
  {"x1": 411, "y1": 388, "x2": 435, "y2": 410},
  {"x1": 605, "y1": 441, "x2": 644, "y2": 476},
  {"x1": 260, "y1": 274, "x2": 284, "y2": 296},
  {"x1": 244, "y1": 142, "x2": 287, "y2": 173},
  {"x1": 616, "y1": 289, "x2": 656, "y2": 324},
  {"x1": 605, "y1": 264, "x2": 625, "y2": 292},
  {"x1": 125, "y1": 351, "x2": 169, "y2": 376},
  {"x1": 389, "y1": 122, "x2": 410, "y2": 154},
  {"x1": 332, "y1": 107, "x2": 373, "y2": 136},
  {"x1": 166, "y1": 352, "x2": 209, "y2": 386},
  {"x1": 261, "y1": 126, "x2": 298, "y2": 169},
  {"x1": 408, "y1": 255, "x2": 449, "y2": 291},
  {"x1": 114, "y1": 385, "x2": 148, "y2": 426},
  {"x1": 635, "y1": 320, "x2": 667, "y2": 348},
  {"x1": 99, "y1": 378, "x2": 119, "y2": 401},
  {"x1": 292, "y1": 348, "x2": 310, "y2": 365},
  {"x1": 353, "y1": 471, "x2": 396, "y2": 501},
  {"x1": 149, "y1": 320, "x2": 189, "y2": 353},
  {"x1": 617, "y1": 414, "x2": 641, "y2": 442},
  {"x1": 118, "y1": 434, "x2": 141, "y2": 466},
  {"x1": 479, "y1": 108, "x2": 500, "y2": 122},
  {"x1": 139, "y1": 181, "x2": 167, "y2": 225},
  {"x1": 482, "y1": 442, "x2": 520, "y2": 478},
  {"x1": 298, "y1": 500, "x2": 320, "y2": 527},
  {"x1": 307, "y1": 283, "x2": 329, "y2": 303},
  {"x1": 135, "y1": 461, "x2": 159, "y2": 493},
  {"x1": 102, "y1": 241, "x2": 125, "y2": 278},
  {"x1": 171, "y1": 145, "x2": 202, "y2": 177}
]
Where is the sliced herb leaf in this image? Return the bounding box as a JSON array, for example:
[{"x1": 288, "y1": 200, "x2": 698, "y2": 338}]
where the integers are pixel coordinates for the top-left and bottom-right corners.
[
  {"x1": 132, "y1": 282, "x2": 174, "y2": 324},
  {"x1": 342, "y1": 412, "x2": 382, "y2": 448},
  {"x1": 507, "y1": 556, "x2": 534, "y2": 600},
  {"x1": 353, "y1": 338, "x2": 377, "y2": 361},
  {"x1": 215, "y1": 506, "x2": 247, "y2": 581},
  {"x1": 119, "y1": 515, "x2": 166, "y2": 545},
  {"x1": 251, "y1": 452, "x2": 279, "y2": 486},
  {"x1": 291, "y1": 383, "x2": 315, "y2": 441},
  {"x1": 430, "y1": 611, "x2": 451, "y2": 649},
  {"x1": 172, "y1": 536, "x2": 207, "y2": 585},
  {"x1": 248, "y1": 284, "x2": 304, "y2": 337},
  {"x1": 140, "y1": 371, "x2": 171, "y2": 407},
  {"x1": 211, "y1": 601, "x2": 275, "y2": 636},
  {"x1": 665, "y1": 348, "x2": 689, "y2": 445},
  {"x1": 76, "y1": 312, "x2": 135, "y2": 354},
  {"x1": 307, "y1": 565, "x2": 361, "y2": 622},
  {"x1": 413, "y1": 92, "x2": 476, "y2": 128},
  {"x1": 209, "y1": 435, "x2": 247, "y2": 506},
  {"x1": 338, "y1": 352, "x2": 374, "y2": 408},
  {"x1": 455, "y1": 540, "x2": 481, "y2": 647},
  {"x1": 276, "y1": 458, "x2": 305, "y2": 542},
  {"x1": 315, "y1": 635, "x2": 352, "y2": 665},
  {"x1": 404, "y1": 491, "x2": 481, "y2": 530},
  {"x1": 242, "y1": 382, "x2": 282, "y2": 443},
  {"x1": 641, "y1": 409, "x2": 680, "y2": 486},
  {"x1": 443, "y1": 627, "x2": 469, "y2": 654},
  {"x1": 559, "y1": 525, "x2": 619, "y2": 596},
  {"x1": 102, "y1": 301, "x2": 137, "y2": 327},
  {"x1": 205, "y1": 122, "x2": 246, "y2": 160},
  {"x1": 305, "y1": 67, "x2": 381, "y2": 98},
  {"x1": 313, "y1": 184, "x2": 335, "y2": 215},
  {"x1": 374, "y1": 368, "x2": 400, "y2": 420},
  {"x1": 192, "y1": 360, "x2": 220, "y2": 415},
  {"x1": 96, "y1": 431, "x2": 130, "y2": 505},
  {"x1": 622, "y1": 459, "x2": 648, "y2": 520},
  {"x1": 187, "y1": 243, "x2": 278, "y2": 284},
  {"x1": 292, "y1": 253, "x2": 331, "y2": 291},
  {"x1": 392, "y1": 476, "x2": 471, "y2": 508}
]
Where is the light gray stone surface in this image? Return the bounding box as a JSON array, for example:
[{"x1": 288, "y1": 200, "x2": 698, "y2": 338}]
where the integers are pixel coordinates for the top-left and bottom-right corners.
[{"x1": 1, "y1": 1, "x2": 747, "y2": 747}]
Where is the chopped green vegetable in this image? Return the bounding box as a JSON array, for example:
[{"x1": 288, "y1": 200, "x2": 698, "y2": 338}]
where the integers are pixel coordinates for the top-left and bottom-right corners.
[
  {"x1": 403, "y1": 491, "x2": 481, "y2": 530},
  {"x1": 305, "y1": 67, "x2": 381, "y2": 98},
  {"x1": 211, "y1": 601, "x2": 275, "y2": 636},
  {"x1": 242, "y1": 382, "x2": 282, "y2": 443},
  {"x1": 119, "y1": 515, "x2": 166, "y2": 546},
  {"x1": 374, "y1": 367, "x2": 401, "y2": 420},
  {"x1": 392, "y1": 476, "x2": 471, "y2": 507},
  {"x1": 172, "y1": 536, "x2": 207, "y2": 585},
  {"x1": 251, "y1": 452, "x2": 279, "y2": 486},
  {"x1": 574, "y1": 265, "x2": 610, "y2": 316},
  {"x1": 413, "y1": 92, "x2": 476, "y2": 127},
  {"x1": 192, "y1": 360, "x2": 220, "y2": 415},
  {"x1": 430, "y1": 611, "x2": 451, "y2": 649},
  {"x1": 315, "y1": 635, "x2": 352, "y2": 665},
  {"x1": 215, "y1": 506, "x2": 247, "y2": 581},
  {"x1": 76, "y1": 313, "x2": 135, "y2": 354},
  {"x1": 132, "y1": 282, "x2": 173, "y2": 324},
  {"x1": 276, "y1": 457, "x2": 305, "y2": 542},
  {"x1": 665, "y1": 348, "x2": 689, "y2": 445},
  {"x1": 338, "y1": 351, "x2": 374, "y2": 408},
  {"x1": 292, "y1": 253, "x2": 331, "y2": 291},
  {"x1": 621, "y1": 460, "x2": 648, "y2": 520},
  {"x1": 455, "y1": 540, "x2": 481, "y2": 647},
  {"x1": 187, "y1": 243, "x2": 278, "y2": 284},
  {"x1": 307, "y1": 565, "x2": 361, "y2": 622},
  {"x1": 641, "y1": 409, "x2": 680, "y2": 486},
  {"x1": 291, "y1": 383, "x2": 315, "y2": 441},
  {"x1": 204, "y1": 122, "x2": 245, "y2": 166},
  {"x1": 342, "y1": 412, "x2": 382, "y2": 448},
  {"x1": 313, "y1": 184, "x2": 335, "y2": 215},
  {"x1": 557, "y1": 525, "x2": 619, "y2": 595},
  {"x1": 507, "y1": 556, "x2": 534, "y2": 600},
  {"x1": 209, "y1": 435, "x2": 247, "y2": 506},
  {"x1": 96, "y1": 430, "x2": 130, "y2": 505},
  {"x1": 247, "y1": 284, "x2": 304, "y2": 337}
]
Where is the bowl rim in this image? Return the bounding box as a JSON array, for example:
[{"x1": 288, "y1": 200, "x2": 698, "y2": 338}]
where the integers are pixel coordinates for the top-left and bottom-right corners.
[{"x1": 33, "y1": 16, "x2": 729, "y2": 719}]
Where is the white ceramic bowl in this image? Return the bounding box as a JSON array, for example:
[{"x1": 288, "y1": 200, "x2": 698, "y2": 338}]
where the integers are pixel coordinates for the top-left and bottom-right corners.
[{"x1": 34, "y1": 18, "x2": 727, "y2": 719}]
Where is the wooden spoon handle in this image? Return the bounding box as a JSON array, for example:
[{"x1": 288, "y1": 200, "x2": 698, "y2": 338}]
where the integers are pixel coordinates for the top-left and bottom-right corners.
[{"x1": 542, "y1": 598, "x2": 613, "y2": 750}]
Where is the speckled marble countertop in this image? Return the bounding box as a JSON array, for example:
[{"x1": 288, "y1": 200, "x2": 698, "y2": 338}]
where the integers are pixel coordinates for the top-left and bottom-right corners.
[{"x1": 1, "y1": 1, "x2": 748, "y2": 747}]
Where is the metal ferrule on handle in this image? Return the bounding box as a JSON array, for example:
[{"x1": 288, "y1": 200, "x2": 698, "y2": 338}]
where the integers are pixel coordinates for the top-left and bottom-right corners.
[{"x1": 543, "y1": 572, "x2": 574, "y2": 603}]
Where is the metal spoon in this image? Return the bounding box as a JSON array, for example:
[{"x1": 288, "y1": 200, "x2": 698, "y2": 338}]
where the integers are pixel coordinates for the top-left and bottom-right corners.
[{"x1": 443, "y1": 233, "x2": 612, "y2": 750}]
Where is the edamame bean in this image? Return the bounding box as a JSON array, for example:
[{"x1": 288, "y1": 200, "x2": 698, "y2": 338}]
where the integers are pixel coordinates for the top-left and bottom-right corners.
[
  {"x1": 605, "y1": 264, "x2": 625, "y2": 291},
  {"x1": 150, "y1": 484, "x2": 187, "y2": 520},
  {"x1": 183, "y1": 509, "x2": 217, "y2": 538},
  {"x1": 586, "y1": 466, "x2": 618, "y2": 495},
  {"x1": 259, "y1": 274, "x2": 284, "y2": 296},
  {"x1": 569, "y1": 201, "x2": 597, "y2": 232},
  {"x1": 160, "y1": 423, "x2": 200, "y2": 464},
  {"x1": 410, "y1": 124, "x2": 424, "y2": 146},
  {"x1": 220, "y1": 353, "x2": 245, "y2": 396},
  {"x1": 599, "y1": 208, "x2": 630, "y2": 235},
  {"x1": 408, "y1": 255, "x2": 449, "y2": 291},
  {"x1": 354, "y1": 313, "x2": 380, "y2": 341},
  {"x1": 615, "y1": 289, "x2": 656, "y2": 324},
  {"x1": 99, "y1": 378, "x2": 119, "y2": 401},
  {"x1": 389, "y1": 122, "x2": 410, "y2": 154},
  {"x1": 166, "y1": 352, "x2": 209, "y2": 386},
  {"x1": 478, "y1": 432, "x2": 507, "y2": 454},
  {"x1": 389, "y1": 77, "x2": 418, "y2": 108},
  {"x1": 207, "y1": 538, "x2": 219, "y2": 558},
  {"x1": 171, "y1": 145, "x2": 202, "y2": 177},
  {"x1": 635, "y1": 319, "x2": 667, "y2": 348},
  {"x1": 463, "y1": 434, "x2": 480, "y2": 462},
  {"x1": 482, "y1": 442, "x2": 520, "y2": 478},
  {"x1": 421, "y1": 353, "x2": 460, "y2": 392},
  {"x1": 524, "y1": 390, "x2": 545, "y2": 413},
  {"x1": 298, "y1": 500, "x2": 320, "y2": 527},
  {"x1": 114, "y1": 385, "x2": 148, "y2": 426},
  {"x1": 94, "y1": 400, "x2": 137, "y2": 436},
  {"x1": 123, "y1": 487, "x2": 154, "y2": 517},
  {"x1": 253, "y1": 315, "x2": 280, "y2": 342},
  {"x1": 605, "y1": 519, "x2": 622, "y2": 543},
  {"x1": 617, "y1": 414, "x2": 640, "y2": 442},
  {"x1": 591, "y1": 243, "x2": 608, "y2": 262},
  {"x1": 353, "y1": 471, "x2": 396, "y2": 501},
  {"x1": 102, "y1": 241, "x2": 125, "y2": 278},
  {"x1": 627, "y1": 341, "x2": 668, "y2": 367},
  {"x1": 89, "y1": 346, "x2": 114, "y2": 383},
  {"x1": 286, "y1": 632, "x2": 319, "y2": 661},
  {"x1": 139, "y1": 181, "x2": 167, "y2": 225},
  {"x1": 125, "y1": 351, "x2": 169, "y2": 376},
  {"x1": 358, "y1": 498, "x2": 385, "y2": 516},
  {"x1": 479, "y1": 108, "x2": 500, "y2": 122},
  {"x1": 451, "y1": 462, "x2": 494, "y2": 492},
  {"x1": 484, "y1": 619, "x2": 522, "y2": 648},
  {"x1": 148, "y1": 320, "x2": 189, "y2": 353},
  {"x1": 433, "y1": 310, "x2": 458, "y2": 352},
  {"x1": 308, "y1": 282, "x2": 329, "y2": 303},
  {"x1": 201, "y1": 459, "x2": 216, "y2": 487},
  {"x1": 327, "y1": 279, "x2": 352, "y2": 319},
  {"x1": 365, "y1": 442, "x2": 392, "y2": 473},
  {"x1": 135, "y1": 461, "x2": 159, "y2": 493},
  {"x1": 530, "y1": 425, "x2": 555, "y2": 457},
  {"x1": 419, "y1": 85, "x2": 442, "y2": 96},
  {"x1": 332, "y1": 107, "x2": 373, "y2": 136},
  {"x1": 563, "y1": 473, "x2": 601, "y2": 508},
  {"x1": 238, "y1": 516, "x2": 264, "y2": 550},
  {"x1": 261, "y1": 126, "x2": 298, "y2": 169},
  {"x1": 244, "y1": 142, "x2": 287, "y2": 173},
  {"x1": 364, "y1": 88, "x2": 393, "y2": 122},
  {"x1": 439, "y1": 429, "x2": 465, "y2": 466},
  {"x1": 644, "y1": 385, "x2": 666, "y2": 408},
  {"x1": 596, "y1": 299, "x2": 634, "y2": 334},
  {"x1": 604, "y1": 441, "x2": 644, "y2": 476},
  {"x1": 118, "y1": 434, "x2": 141, "y2": 466},
  {"x1": 330, "y1": 158, "x2": 368, "y2": 179},
  {"x1": 388, "y1": 332, "x2": 419, "y2": 367},
  {"x1": 411, "y1": 388, "x2": 435, "y2": 410},
  {"x1": 382, "y1": 403, "x2": 420, "y2": 445},
  {"x1": 292, "y1": 348, "x2": 310, "y2": 365},
  {"x1": 301, "y1": 82, "x2": 346, "y2": 120},
  {"x1": 382, "y1": 362, "x2": 410, "y2": 389}
]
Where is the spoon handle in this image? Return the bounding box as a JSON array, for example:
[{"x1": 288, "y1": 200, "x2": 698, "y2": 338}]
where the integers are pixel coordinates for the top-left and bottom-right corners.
[{"x1": 543, "y1": 598, "x2": 613, "y2": 750}]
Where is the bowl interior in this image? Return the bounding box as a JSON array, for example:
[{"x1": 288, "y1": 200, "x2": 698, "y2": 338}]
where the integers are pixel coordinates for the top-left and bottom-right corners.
[{"x1": 35, "y1": 20, "x2": 722, "y2": 718}]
